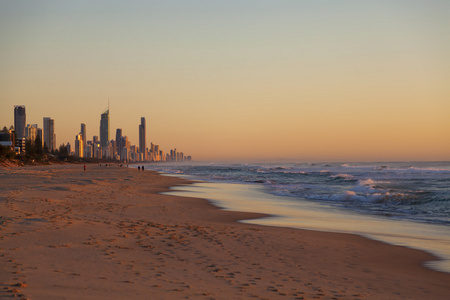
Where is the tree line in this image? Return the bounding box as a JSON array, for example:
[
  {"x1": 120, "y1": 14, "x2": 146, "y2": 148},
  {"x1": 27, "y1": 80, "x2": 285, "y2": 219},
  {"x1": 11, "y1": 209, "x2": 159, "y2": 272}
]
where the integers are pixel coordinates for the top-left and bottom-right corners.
[{"x1": 0, "y1": 125, "x2": 71, "y2": 162}]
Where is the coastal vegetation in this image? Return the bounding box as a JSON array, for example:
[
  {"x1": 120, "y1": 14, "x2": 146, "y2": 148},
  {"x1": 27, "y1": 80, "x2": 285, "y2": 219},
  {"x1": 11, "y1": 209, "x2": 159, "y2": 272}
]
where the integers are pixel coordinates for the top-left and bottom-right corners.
[{"x1": 0, "y1": 125, "x2": 116, "y2": 167}]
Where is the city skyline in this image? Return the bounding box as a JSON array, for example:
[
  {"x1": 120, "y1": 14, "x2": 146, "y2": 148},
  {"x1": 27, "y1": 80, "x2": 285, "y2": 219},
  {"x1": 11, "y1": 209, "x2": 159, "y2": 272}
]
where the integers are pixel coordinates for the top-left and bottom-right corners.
[
  {"x1": 72, "y1": 109, "x2": 190, "y2": 162},
  {"x1": 1, "y1": 1, "x2": 449, "y2": 161},
  {"x1": 3, "y1": 104, "x2": 191, "y2": 162}
]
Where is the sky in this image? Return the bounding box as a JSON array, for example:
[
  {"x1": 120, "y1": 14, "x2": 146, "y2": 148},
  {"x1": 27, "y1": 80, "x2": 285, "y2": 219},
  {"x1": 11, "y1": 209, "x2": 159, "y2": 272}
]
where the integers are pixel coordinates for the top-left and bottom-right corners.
[{"x1": 1, "y1": 0, "x2": 449, "y2": 161}]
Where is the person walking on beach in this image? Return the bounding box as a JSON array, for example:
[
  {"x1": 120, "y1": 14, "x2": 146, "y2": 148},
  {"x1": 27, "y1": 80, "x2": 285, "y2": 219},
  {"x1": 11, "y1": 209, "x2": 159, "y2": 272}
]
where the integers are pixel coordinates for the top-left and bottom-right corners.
[
  {"x1": 138, "y1": 166, "x2": 141, "y2": 171},
  {"x1": 84, "y1": 165, "x2": 86, "y2": 172},
  {"x1": 142, "y1": 165, "x2": 144, "y2": 171}
]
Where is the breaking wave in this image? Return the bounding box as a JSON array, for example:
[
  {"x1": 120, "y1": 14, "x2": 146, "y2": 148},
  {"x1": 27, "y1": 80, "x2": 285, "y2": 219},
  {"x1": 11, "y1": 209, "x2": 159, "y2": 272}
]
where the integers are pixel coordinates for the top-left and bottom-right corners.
[{"x1": 145, "y1": 161, "x2": 450, "y2": 225}]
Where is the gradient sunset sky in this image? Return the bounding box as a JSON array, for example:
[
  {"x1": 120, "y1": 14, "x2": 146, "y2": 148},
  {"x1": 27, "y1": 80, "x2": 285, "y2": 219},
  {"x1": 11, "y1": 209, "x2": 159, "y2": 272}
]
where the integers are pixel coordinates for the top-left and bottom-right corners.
[{"x1": 1, "y1": 1, "x2": 449, "y2": 161}]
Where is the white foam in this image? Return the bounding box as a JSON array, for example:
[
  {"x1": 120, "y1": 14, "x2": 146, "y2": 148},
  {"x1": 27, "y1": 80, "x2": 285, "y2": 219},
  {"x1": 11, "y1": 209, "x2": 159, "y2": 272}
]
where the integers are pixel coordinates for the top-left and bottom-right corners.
[{"x1": 331, "y1": 173, "x2": 354, "y2": 180}]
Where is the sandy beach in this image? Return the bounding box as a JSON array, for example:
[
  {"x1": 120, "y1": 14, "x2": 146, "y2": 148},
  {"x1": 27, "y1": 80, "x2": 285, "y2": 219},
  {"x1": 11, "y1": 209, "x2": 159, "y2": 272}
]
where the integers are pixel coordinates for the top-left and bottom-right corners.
[{"x1": 0, "y1": 164, "x2": 449, "y2": 300}]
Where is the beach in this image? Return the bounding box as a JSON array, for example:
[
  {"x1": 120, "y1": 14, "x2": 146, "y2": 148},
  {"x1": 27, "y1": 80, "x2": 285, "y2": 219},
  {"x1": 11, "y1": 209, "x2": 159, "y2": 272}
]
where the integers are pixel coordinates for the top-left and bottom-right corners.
[{"x1": 1, "y1": 164, "x2": 449, "y2": 300}]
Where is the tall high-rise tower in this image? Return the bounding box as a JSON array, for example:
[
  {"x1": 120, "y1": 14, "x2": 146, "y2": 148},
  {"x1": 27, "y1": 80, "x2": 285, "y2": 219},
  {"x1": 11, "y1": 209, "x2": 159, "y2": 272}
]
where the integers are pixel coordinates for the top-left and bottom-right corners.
[
  {"x1": 75, "y1": 133, "x2": 84, "y2": 158},
  {"x1": 14, "y1": 106, "x2": 26, "y2": 140},
  {"x1": 80, "y1": 123, "x2": 86, "y2": 155},
  {"x1": 100, "y1": 109, "x2": 109, "y2": 148},
  {"x1": 115, "y1": 128, "x2": 122, "y2": 155},
  {"x1": 43, "y1": 117, "x2": 56, "y2": 151},
  {"x1": 139, "y1": 117, "x2": 146, "y2": 158}
]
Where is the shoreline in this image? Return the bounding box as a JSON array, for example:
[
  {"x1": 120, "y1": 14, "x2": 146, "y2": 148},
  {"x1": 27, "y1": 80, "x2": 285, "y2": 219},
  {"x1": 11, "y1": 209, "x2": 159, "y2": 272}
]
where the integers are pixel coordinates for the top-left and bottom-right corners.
[
  {"x1": 1, "y1": 164, "x2": 449, "y2": 299},
  {"x1": 161, "y1": 177, "x2": 450, "y2": 274}
]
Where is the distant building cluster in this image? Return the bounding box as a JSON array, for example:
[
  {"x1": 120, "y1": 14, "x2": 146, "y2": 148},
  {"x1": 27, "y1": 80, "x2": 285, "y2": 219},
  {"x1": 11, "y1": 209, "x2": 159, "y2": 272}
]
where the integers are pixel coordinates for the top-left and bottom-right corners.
[
  {"x1": 74, "y1": 108, "x2": 192, "y2": 162},
  {"x1": 0, "y1": 105, "x2": 55, "y2": 153},
  {"x1": 1, "y1": 105, "x2": 192, "y2": 163}
]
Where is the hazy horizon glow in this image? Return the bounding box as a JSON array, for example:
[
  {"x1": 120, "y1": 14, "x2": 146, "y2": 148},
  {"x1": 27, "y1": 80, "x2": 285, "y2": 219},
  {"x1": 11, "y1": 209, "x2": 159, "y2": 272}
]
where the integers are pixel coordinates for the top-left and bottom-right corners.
[{"x1": 1, "y1": 1, "x2": 449, "y2": 161}]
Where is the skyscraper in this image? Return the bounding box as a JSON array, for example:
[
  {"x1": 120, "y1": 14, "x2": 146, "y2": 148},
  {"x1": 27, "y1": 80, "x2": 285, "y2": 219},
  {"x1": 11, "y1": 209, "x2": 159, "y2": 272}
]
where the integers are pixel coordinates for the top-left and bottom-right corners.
[
  {"x1": 118, "y1": 135, "x2": 129, "y2": 161},
  {"x1": 37, "y1": 128, "x2": 43, "y2": 146},
  {"x1": 116, "y1": 128, "x2": 122, "y2": 155},
  {"x1": 139, "y1": 117, "x2": 146, "y2": 160},
  {"x1": 25, "y1": 124, "x2": 38, "y2": 142},
  {"x1": 100, "y1": 109, "x2": 109, "y2": 148},
  {"x1": 43, "y1": 117, "x2": 56, "y2": 151},
  {"x1": 81, "y1": 123, "x2": 86, "y2": 155},
  {"x1": 14, "y1": 105, "x2": 26, "y2": 140},
  {"x1": 75, "y1": 133, "x2": 83, "y2": 157}
]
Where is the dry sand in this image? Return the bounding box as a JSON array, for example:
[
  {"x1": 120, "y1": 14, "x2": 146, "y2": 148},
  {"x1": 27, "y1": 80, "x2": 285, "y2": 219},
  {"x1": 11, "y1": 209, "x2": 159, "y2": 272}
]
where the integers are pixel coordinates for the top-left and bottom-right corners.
[{"x1": 0, "y1": 164, "x2": 449, "y2": 300}]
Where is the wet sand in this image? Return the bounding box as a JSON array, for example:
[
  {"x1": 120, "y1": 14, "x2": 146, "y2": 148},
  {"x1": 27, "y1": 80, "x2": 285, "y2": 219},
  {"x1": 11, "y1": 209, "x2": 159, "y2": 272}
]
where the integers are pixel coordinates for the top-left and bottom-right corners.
[{"x1": 0, "y1": 164, "x2": 449, "y2": 299}]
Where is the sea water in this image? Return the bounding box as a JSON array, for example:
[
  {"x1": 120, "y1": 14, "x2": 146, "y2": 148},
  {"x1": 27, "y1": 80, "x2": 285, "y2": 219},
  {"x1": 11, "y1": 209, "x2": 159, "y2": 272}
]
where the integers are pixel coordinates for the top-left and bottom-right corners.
[{"x1": 141, "y1": 161, "x2": 450, "y2": 272}]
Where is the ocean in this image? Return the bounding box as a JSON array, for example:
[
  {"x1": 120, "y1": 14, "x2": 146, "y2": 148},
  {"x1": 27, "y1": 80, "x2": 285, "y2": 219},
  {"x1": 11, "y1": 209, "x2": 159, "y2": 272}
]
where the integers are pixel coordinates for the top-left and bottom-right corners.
[
  {"x1": 141, "y1": 161, "x2": 450, "y2": 272},
  {"x1": 143, "y1": 161, "x2": 450, "y2": 225}
]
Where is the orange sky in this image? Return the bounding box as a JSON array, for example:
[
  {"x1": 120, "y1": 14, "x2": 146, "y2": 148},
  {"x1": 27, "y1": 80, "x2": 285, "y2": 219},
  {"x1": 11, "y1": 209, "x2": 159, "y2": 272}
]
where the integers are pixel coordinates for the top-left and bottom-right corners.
[{"x1": 1, "y1": 1, "x2": 449, "y2": 161}]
